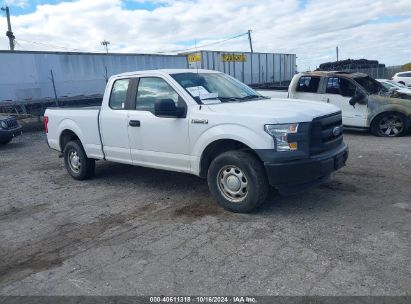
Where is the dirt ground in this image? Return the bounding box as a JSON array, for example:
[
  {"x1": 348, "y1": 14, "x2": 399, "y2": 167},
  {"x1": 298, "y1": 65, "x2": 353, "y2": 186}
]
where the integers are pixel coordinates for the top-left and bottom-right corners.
[{"x1": 0, "y1": 131, "x2": 410, "y2": 295}]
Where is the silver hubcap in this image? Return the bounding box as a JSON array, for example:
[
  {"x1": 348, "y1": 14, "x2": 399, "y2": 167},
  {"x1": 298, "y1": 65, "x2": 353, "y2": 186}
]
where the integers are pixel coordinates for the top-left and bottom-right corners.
[
  {"x1": 379, "y1": 115, "x2": 404, "y2": 136},
  {"x1": 68, "y1": 150, "x2": 81, "y2": 173},
  {"x1": 217, "y1": 165, "x2": 248, "y2": 203}
]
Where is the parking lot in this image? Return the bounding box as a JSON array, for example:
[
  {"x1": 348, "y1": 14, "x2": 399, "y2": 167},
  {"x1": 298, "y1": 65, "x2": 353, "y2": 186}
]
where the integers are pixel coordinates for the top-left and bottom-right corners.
[{"x1": 0, "y1": 130, "x2": 410, "y2": 295}]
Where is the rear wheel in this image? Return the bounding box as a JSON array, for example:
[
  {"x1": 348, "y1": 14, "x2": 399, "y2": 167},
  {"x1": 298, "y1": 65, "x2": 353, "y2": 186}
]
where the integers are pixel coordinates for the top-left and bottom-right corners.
[
  {"x1": 371, "y1": 112, "x2": 407, "y2": 137},
  {"x1": 207, "y1": 150, "x2": 269, "y2": 213},
  {"x1": 63, "y1": 140, "x2": 95, "y2": 180}
]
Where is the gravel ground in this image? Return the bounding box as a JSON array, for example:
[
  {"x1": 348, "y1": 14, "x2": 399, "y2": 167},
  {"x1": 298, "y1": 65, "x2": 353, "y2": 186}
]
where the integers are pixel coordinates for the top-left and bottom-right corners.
[{"x1": 0, "y1": 131, "x2": 410, "y2": 296}]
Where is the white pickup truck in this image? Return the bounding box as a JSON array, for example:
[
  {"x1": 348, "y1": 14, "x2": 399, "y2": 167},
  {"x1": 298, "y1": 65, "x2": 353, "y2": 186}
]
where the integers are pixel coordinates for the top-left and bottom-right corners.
[{"x1": 45, "y1": 69, "x2": 348, "y2": 213}]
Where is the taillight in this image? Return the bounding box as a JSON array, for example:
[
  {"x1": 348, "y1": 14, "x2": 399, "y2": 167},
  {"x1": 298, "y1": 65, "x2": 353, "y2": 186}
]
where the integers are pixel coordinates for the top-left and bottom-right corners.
[{"x1": 43, "y1": 116, "x2": 49, "y2": 133}]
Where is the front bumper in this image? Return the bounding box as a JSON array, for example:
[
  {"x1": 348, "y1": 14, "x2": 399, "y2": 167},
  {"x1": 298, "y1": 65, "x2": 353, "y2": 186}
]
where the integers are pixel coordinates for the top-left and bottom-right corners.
[
  {"x1": 0, "y1": 126, "x2": 23, "y2": 141},
  {"x1": 262, "y1": 143, "x2": 348, "y2": 195}
]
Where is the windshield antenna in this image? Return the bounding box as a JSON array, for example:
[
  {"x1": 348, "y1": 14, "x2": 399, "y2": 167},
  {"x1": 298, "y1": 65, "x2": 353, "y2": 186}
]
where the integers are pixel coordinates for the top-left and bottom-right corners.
[{"x1": 195, "y1": 38, "x2": 199, "y2": 76}]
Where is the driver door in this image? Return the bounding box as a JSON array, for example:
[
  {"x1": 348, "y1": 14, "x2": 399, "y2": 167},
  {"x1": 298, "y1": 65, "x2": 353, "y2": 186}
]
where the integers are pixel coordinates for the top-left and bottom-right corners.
[
  {"x1": 321, "y1": 77, "x2": 368, "y2": 128},
  {"x1": 127, "y1": 76, "x2": 190, "y2": 172}
]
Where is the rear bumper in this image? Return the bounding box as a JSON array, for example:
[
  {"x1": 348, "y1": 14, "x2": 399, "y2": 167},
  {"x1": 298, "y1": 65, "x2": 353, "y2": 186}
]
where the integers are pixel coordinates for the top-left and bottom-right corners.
[
  {"x1": 263, "y1": 143, "x2": 348, "y2": 195},
  {"x1": 0, "y1": 126, "x2": 23, "y2": 141}
]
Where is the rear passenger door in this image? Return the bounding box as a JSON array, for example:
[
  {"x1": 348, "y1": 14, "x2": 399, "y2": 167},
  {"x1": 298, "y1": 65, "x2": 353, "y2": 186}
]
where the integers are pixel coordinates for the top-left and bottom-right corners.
[
  {"x1": 322, "y1": 77, "x2": 368, "y2": 127},
  {"x1": 99, "y1": 78, "x2": 133, "y2": 164},
  {"x1": 289, "y1": 75, "x2": 322, "y2": 101}
]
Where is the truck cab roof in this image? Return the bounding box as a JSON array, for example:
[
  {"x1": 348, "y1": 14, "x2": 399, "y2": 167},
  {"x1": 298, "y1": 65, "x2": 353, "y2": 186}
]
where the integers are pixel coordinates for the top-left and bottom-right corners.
[{"x1": 114, "y1": 69, "x2": 220, "y2": 78}]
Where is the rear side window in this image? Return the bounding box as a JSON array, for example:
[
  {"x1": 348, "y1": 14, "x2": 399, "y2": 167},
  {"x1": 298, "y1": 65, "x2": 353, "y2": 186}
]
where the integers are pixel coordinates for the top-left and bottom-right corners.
[
  {"x1": 136, "y1": 77, "x2": 181, "y2": 113},
  {"x1": 296, "y1": 76, "x2": 320, "y2": 93},
  {"x1": 109, "y1": 79, "x2": 130, "y2": 110},
  {"x1": 326, "y1": 77, "x2": 356, "y2": 97}
]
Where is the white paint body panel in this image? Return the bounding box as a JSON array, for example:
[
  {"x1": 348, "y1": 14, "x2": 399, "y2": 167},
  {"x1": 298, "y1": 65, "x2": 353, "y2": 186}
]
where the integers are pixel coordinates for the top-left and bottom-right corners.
[
  {"x1": 45, "y1": 69, "x2": 340, "y2": 177},
  {"x1": 288, "y1": 74, "x2": 368, "y2": 128}
]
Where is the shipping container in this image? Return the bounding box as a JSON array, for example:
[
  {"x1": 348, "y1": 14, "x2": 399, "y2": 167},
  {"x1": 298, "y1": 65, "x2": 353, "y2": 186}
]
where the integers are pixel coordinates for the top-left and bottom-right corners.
[
  {"x1": 0, "y1": 50, "x2": 188, "y2": 102},
  {"x1": 185, "y1": 50, "x2": 296, "y2": 87}
]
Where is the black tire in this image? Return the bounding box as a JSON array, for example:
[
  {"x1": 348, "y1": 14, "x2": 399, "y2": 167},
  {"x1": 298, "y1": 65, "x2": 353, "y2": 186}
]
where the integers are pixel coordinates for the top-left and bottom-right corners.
[
  {"x1": 63, "y1": 140, "x2": 95, "y2": 180},
  {"x1": 398, "y1": 81, "x2": 405, "y2": 85},
  {"x1": 370, "y1": 112, "x2": 408, "y2": 137},
  {"x1": 207, "y1": 150, "x2": 269, "y2": 213},
  {"x1": 0, "y1": 138, "x2": 12, "y2": 145}
]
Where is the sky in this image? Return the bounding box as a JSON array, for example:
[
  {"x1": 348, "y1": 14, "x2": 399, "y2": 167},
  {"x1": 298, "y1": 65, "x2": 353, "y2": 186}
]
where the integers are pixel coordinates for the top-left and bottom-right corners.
[{"x1": 0, "y1": 0, "x2": 410, "y2": 71}]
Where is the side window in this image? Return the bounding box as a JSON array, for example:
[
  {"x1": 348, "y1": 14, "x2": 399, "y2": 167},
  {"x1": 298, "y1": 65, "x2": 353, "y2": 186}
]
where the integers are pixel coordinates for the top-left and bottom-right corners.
[
  {"x1": 109, "y1": 79, "x2": 130, "y2": 110},
  {"x1": 136, "y1": 77, "x2": 181, "y2": 113},
  {"x1": 404, "y1": 73, "x2": 411, "y2": 77},
  {"x1": 326, "y1": 77, "x2": 356, "y2": 97},
  {"x1": 296, "y1": 76, "x2": 320, "y2": 93},
  {"x1": 326, "y1": 77, "x2": 340, "y2": 94}
]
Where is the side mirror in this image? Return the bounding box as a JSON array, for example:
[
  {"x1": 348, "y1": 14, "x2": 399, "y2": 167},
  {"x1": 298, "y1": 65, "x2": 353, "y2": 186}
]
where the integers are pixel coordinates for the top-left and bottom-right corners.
[
  {"x1": 349, "y1": 92, "x2": 367, "y2": 107},
  {"x1": 154, "y1": 99, "x2": 185, "y2": 118}
]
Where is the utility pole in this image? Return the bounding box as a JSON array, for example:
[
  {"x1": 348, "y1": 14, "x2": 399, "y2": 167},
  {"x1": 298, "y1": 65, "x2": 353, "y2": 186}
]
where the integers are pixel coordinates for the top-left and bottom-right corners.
[
  {"x1": 336, "y1": 46, "x2": 339, "y2": 61},
  {"x1": 101, "y1": 40, "x2": 110, "y2": 54},
  {"x1": 100, "y1": 40, "x2": 110, "y2": 83},
  {"x1": 1, "y1": 6, "x2": 15, "y2": 51},
  {"x1": 247, "y1": 30, "x2": 253, "y2": 53}
]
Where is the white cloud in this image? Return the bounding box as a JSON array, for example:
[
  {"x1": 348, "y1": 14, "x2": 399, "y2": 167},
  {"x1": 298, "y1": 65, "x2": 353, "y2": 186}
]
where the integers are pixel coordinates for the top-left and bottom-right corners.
[{"x1": 0, "y1": 0, "x2": 410, "y2": 70}]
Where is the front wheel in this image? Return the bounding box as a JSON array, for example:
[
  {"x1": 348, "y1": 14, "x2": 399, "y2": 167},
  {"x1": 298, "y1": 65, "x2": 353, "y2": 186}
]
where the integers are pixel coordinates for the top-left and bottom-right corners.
[
  {"x1": 207, "y1": 150, "x2": 269, "y2": 213},
  {"x1": 370, "y1": 112, "x2": 408, "y2": 137},
  {"x1": 63, "y1": 140, "x2": 95, "y2": 180},
  {"x1": 0, "y1": 138, "x2": 12, "y2": 145}
]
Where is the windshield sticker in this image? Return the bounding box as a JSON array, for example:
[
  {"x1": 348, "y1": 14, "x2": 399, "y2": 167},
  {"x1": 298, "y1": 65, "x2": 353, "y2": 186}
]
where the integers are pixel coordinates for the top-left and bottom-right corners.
[
  {"x1": 186, "y1": 86, "x2": 221, "y2": 104},
  {"x1": 186, "y1": 86, "x2": 211, "y2": 97}
]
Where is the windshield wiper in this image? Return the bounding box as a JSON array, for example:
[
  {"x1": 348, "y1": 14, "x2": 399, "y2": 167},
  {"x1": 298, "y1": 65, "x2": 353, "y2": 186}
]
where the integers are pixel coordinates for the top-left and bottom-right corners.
[
  {"x1": 218, "y1": 95, "x2": 263, "y2": 102},
  {"x1": 219, "y1": 97, "x2": 241, "y2": 102},
  {"x1": 238, "y1": 95, "x2": 265, "y2": 100}
]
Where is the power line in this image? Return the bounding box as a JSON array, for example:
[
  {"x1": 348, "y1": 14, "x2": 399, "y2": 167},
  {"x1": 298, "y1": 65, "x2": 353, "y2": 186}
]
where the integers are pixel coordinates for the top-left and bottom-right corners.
[
  {"x1": 12, "y1": 32, "x2": 250, "y2": 55},
  {"x1": 157, "y1": 32, "x2": 249, "y2": 54},
  {"x1": 16, "y1": 39, "x2": 93, "y2": 52}
]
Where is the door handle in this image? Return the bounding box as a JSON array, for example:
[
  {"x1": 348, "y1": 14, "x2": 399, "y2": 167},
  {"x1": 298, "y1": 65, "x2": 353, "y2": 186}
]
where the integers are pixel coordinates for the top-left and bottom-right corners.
[{"x1": 129, "y1": 120, "x2": 140, "y2": 127}]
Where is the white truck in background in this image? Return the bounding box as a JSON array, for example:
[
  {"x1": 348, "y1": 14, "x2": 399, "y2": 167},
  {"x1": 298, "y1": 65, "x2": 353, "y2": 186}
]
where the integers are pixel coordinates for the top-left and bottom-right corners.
[
  {"x1": 45, "y1": 69, "x2": 348, "y2": 213},
  {"x1": 285, "y1": 71, "x2": 411, "y2": 137}
]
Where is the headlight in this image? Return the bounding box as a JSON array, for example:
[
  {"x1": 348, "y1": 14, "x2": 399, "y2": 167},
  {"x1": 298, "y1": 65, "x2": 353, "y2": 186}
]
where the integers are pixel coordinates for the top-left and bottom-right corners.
[
  {"x1": 264, "y1": 123, "x2": 299, "y2": 151},
  {"x1": 0, "y1": 121, "x2": 7, "y2": 129}
]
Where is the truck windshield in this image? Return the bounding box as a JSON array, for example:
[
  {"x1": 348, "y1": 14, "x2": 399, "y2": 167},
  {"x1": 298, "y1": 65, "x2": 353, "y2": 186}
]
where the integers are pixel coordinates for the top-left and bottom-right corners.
[
  {"x1": 355, "y1": 76, "x2": 387, "y2": 95},
  {"x1": 170, "y1": 72, "x2": 264, "y2": 104}
]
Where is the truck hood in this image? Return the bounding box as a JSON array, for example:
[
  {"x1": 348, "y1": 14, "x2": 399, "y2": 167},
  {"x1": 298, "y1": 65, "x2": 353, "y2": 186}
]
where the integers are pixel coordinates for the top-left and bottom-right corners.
[{"x1": 206, "y1": 98, "x2": 340, "y2": 123}]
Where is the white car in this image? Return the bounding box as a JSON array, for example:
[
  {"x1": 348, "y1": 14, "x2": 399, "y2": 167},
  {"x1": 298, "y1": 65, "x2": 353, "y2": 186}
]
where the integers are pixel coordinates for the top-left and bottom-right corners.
[
  {"x1": 377, "y1": 79, "x2": 411, "y2": 95},
  {"x1": 45, "y1": 69, "x2": 348, "y2": 213},
  {"x1": 392, "y1": 71, "x2": 411, "y2": 87}
]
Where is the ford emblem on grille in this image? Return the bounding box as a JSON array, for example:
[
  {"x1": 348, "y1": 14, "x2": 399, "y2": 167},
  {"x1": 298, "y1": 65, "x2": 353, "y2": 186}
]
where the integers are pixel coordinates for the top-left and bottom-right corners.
[{"x1": 333, "y1": 126, "x2": 342, "y2": 137}]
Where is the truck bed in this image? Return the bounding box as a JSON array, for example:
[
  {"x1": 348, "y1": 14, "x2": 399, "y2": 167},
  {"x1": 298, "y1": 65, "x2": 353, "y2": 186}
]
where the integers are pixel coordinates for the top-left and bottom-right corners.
[{"x1": 45, "y1": 107, "x2": 104, "y2": 159}]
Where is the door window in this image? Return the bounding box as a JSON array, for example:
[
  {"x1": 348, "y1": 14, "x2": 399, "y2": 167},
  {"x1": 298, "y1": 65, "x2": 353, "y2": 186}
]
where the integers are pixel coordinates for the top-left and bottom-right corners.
[
  {"x1": 109, "y1": 79, "x2": 130, "y2": 110},
  {"x1": 326, "y1": 77, "x2": 356, "y2": 97},
  {"x1": 296, "y1": 76, "x2": 320, "y2": 93},
  {"x1": 136, "y1": 77, "x2": 183, "y2": 113}
]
